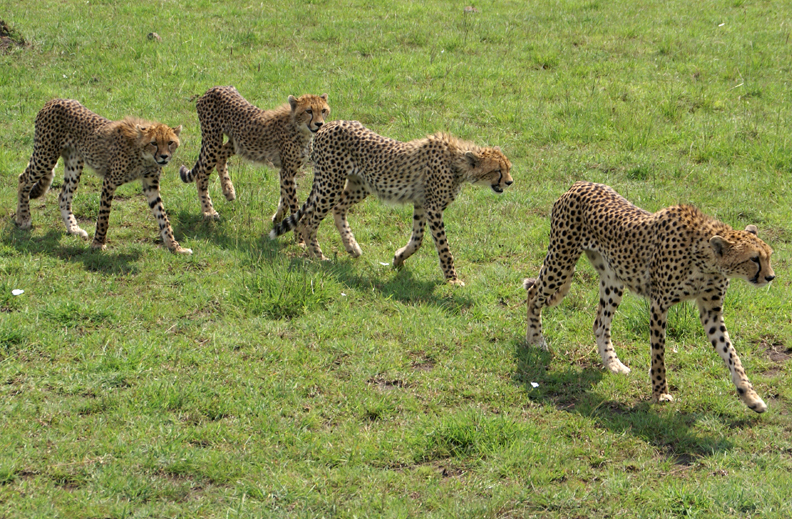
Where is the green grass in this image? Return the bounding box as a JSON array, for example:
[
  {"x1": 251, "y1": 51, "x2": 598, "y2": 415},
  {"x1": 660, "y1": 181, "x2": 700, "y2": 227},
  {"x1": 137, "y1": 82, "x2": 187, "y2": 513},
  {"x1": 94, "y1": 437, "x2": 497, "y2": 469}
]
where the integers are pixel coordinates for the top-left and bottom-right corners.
[{"x1": 1, "y1": 0, "x2": 792, "y2": 517}]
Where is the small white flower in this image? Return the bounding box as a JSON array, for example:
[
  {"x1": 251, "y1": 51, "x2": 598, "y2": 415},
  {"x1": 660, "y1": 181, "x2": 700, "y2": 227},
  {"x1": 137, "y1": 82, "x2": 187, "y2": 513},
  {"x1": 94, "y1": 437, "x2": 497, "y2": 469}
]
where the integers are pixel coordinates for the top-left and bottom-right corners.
[
  {"x1": 379, "y1": 262, "x2": 389, "y2": 266},
  {"x1": 530, "y1": 382, "x2": 539, "y2": 388},
  {"x1": 12, "y1": 289, "x2": 24, "y2": 296},
  {"x1": 341, "y1": 293, "x2": 347, "y2": 297},
  {"x1": 718, "y1": 23, "x2": 725, "y2": 27}
]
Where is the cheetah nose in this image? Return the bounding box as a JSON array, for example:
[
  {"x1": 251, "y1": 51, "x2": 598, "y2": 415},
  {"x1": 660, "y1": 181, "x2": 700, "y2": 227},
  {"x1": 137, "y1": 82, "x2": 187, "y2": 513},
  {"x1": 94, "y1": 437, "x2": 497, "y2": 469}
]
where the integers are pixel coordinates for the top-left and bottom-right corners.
[
  {"x1": 765, "y1": 275, "x2": 775, "y2": 282},
  {"x1": 505, "y1": 180, "x2": 513, "y2": 186},
  {"x1": 314, "y1": 122, "x2": 324, "y2": 129}
]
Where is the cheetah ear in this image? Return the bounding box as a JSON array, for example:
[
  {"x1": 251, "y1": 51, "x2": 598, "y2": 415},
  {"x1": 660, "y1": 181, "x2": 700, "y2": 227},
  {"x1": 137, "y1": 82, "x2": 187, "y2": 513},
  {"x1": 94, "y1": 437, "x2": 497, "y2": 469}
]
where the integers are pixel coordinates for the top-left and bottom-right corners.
[
  {"x1": 288, "y1": 95, "x2": 298, "y2": 111},
  {"x1": 171, "y1": 125, "x2": 182, "y2": 137},
  {"x1": 320, "y1": 93, "x2": 328, "y2": 101},
  {"x1": 744, "y1": 224, "x2": 758, "y2": 235},
  {"x1": 493, "y1": 146, "x2": 501, "y2": 152},
  {"x1": 464, "y1": 151, "x2": 481, "y2": 167},
  {"x1": 135, "y1": 125, "x2": 147, "y2": 138},
  {"x1": 710, "y1": 235, "x2": 732, "y2": 257}
]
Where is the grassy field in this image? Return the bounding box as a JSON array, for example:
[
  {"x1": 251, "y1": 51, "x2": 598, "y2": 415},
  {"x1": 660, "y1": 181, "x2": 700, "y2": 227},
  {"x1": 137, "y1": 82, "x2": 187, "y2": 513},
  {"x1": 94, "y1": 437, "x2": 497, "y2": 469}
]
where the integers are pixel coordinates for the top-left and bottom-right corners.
[{"x1": 1, "y1": 0, "x2": 792, "y2": 517}]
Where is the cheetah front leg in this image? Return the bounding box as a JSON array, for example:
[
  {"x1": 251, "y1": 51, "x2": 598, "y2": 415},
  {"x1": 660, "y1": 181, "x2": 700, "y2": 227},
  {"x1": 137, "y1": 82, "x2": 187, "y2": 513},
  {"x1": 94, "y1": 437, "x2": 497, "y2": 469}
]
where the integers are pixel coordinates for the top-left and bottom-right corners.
[
  {"x1": 142, "y1": 174, "x2": 192, "y2": 254},
  {"x1": 91, "y1": 177, "x2": 118, "y2": 251},
  {"x1": 215, "y1": 140, "x2": 236, "y2": 202},
  {"x1": 696, "y1": 296, "x2": 766, "y2": 413},
  {"x1": 425, "y1": 207, "x2": 463, "y2": 285},
  {"x1": 58, "y1": 152, "x2": 89, "y2": 239},
  {"x1": 648, "y1": 301, "x2": 673, "y2": 403},
  {"x1": 393, "y1": 204, "x2": 426, "y2": 268}
]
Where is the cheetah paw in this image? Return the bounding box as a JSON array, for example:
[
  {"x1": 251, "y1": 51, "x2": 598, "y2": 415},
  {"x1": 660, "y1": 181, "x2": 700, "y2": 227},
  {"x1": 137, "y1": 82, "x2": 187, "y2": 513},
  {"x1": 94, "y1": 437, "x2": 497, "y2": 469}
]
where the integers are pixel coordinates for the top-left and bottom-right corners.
[
  {"x1": 604, "y1": 358, "x2": 631, "y2": 375},
  {"x1": 447, "y1": 278, "x2": 465, "y2": 287},
  {"x1": 69, "y1": 228, "x2": 89, "y2": 240},
  {"x1": 174, "y1": 246, "x2": 193, "y2": 255},
  {"x1": 654, "y1": 393, "x2": 674, "y2": 403},
  {"x1": 742, "y1": 393, "x2": 767, "y2": 414},
  {"x1": 90, "y1": 241, "x2": 107, "y2": 251},
  {"x1": 203, "y1": 212, "x2": 221, "y2": 221}
]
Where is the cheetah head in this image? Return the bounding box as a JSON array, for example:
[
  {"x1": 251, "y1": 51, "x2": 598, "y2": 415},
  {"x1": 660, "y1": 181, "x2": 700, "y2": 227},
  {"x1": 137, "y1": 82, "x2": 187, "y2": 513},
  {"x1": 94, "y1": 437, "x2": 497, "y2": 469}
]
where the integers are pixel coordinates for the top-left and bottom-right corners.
[
  {"x1": 464, "y1": 146, "x2": 513, "y2": 194},
  {"x1": 289, "y1": 93, "x2": 330, "y2": 134},
  {"x1": 138, "y1": 123, "x2": 182, "y2": 166},
  {"x1": 710, "y1": 225, "x2": 775, "y2": 287}
]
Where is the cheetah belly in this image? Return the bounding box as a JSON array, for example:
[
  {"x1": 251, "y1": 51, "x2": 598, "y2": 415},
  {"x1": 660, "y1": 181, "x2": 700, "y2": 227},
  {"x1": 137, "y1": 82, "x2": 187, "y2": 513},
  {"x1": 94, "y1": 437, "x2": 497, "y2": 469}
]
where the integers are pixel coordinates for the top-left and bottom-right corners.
[{"x1": 584, "y1": 249, "x2": 651, "y2": 297}]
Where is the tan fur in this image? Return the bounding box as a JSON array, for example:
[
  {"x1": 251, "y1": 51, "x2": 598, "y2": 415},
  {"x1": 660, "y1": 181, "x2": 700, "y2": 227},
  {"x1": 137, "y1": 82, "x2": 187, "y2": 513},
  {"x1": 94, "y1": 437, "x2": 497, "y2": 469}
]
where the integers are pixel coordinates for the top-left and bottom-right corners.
[
  {"x1": 270, "y1": 120, "x2": 513, "y2": 285},
  {"x1": 16, "y1": 99, "x2": 190, "y2": 253},
  {"x1": 179, "y1": 86, "x2": 330, "y2": 226},
  {"x1": 524, "y1": 181, "x2": 775, "y2": 412}
]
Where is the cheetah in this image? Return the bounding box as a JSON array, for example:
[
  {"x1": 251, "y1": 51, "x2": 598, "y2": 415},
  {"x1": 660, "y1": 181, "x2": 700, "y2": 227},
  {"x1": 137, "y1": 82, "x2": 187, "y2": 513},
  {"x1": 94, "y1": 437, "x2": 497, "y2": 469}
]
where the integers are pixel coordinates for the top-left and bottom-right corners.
[
  {"x1": 269, "y1": 120, "x2": 513, "y2": 285},
  {"x1": 16, "y1": 99, "x2": 190, "y2": 254},
  {"x1": 179, "y1": 86, "x2": 329, "y2": 223},
  {"x1": 524, "y1": 181, "x2": 775, "y2": 412}
]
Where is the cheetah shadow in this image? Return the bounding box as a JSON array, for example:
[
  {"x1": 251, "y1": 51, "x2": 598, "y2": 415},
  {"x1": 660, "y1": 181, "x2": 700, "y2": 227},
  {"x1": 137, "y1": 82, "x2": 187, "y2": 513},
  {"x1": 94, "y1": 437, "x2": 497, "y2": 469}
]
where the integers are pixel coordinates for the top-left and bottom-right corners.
[
  {"x1": 512, "y1": 343, "x2": 742, "y2": 462},
  {"x1": 171, "y1": 211, "x2": 477, "y2": 312},
  {"x1": 3, "y1": 226, "x2": 142, "y2": 275},
  {"x1": 323, "y1": 260, "x2": 477, "y2": 311}
]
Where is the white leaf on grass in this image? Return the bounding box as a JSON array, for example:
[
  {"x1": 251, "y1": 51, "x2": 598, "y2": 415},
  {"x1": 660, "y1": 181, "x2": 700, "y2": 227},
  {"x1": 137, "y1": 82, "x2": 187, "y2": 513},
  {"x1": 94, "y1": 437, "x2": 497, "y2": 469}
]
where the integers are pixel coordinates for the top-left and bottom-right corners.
[
  {"x1": 12, "y1": 289, "x2": 24, "y2": 296},
  {"x1": 530, "y1": 382, "x2": 539, "y2": 388},
  {"x1": 379, "y1": 262, "x2": 389, "y2": 266},
  {"x1": 341, "y1": 293, "x2": 347, "y2": 297}
]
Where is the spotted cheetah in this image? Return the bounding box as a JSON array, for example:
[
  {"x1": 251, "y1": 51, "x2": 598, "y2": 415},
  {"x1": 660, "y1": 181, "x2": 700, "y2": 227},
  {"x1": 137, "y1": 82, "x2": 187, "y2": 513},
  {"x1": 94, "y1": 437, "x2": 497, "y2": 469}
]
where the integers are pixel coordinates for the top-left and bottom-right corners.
[
  {"x1": 179, "y1": 86, "x2": 329, "y2": 223},
  {"x1": 269, "y1": 120, "x2": 513, "y2": 285},
  {"x1": 16, "y1": 99, "x2": 190, "y2": 254},
  {"x1": 524, "y1": 181, "x2": 775, "y2": 412}
]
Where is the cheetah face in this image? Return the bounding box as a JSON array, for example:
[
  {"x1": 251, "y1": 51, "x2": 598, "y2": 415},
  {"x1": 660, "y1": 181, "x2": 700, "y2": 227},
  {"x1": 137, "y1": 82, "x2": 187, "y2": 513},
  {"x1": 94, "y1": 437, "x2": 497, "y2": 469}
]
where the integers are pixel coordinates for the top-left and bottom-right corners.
[
  {"x1": 465, "y1": 147, "x2": 513, "y2": 194},
  {"x1": 138, "y1": 124, "x2": 182, "y2": 166},
  {"x1": 288, "y1": 93, "x2": 330, "y2": 134},
  {"x1": 710, "y1": 225, "x2": 775, "y2": 287}
]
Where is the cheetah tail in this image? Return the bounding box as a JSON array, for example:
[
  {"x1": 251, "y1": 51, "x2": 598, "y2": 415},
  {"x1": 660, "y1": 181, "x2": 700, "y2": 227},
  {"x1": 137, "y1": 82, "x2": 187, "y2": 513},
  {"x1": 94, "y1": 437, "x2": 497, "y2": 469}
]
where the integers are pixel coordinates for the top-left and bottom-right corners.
[
  {"x1": 28, "y1": 171, "x2": 54, "y2": 199},
  {"x1": 179, "y1": 164, "x2": 195, "y2": 183},
  {"x1": 268, "y1": 210, "x2": 302, "y2": 240}
]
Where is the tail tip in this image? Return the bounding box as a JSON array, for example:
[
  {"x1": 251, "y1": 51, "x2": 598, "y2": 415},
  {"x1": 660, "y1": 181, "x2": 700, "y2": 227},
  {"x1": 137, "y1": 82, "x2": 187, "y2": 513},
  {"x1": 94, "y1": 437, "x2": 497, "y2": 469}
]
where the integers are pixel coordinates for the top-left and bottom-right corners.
[
  {"x1": 523, "y1": 278, "x2": 537, "y2": 290},
  {"x1": 268, "y1": 229, "x2": 278, "y2": 240},
  {"x1": 179, "y1": 165, "x2": 191, "y2": 183}
]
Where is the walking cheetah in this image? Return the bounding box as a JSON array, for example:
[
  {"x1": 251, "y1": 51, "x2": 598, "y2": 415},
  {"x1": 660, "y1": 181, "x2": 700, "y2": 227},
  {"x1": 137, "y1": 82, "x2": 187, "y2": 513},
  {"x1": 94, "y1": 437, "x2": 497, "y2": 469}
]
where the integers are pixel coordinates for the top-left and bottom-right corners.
[
  {"x1": 16, "y1": 99, "x2": 190, "y2": 254},
  {"x1": 523, "y1": 181, "x2": 774, "y2": 412},
  {"x1": 269, "y1": 120, "x2": 513, "y2": 285},
  {"x1": 179, "y1": 86, "x2": 329, "y2": 223}
]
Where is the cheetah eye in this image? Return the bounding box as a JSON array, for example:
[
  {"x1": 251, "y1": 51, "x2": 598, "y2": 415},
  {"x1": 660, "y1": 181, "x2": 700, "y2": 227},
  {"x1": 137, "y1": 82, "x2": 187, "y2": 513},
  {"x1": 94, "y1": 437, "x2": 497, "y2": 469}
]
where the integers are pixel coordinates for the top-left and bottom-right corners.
[
  {"x1": 150, "y1": 141, "x2": 157, "y2": 147},
  {"x1": 306, "y1": 109, "x2": 313, "y2": 114},
  {"x1": 322, "y1": 109, "x2": 328, "y2": 114},
  {"x1": 751, "y1": 256, "x2": 760, "y2": 265},
  {"x1": 168, "y1": 141, "x2": 175, "y2": 146}
]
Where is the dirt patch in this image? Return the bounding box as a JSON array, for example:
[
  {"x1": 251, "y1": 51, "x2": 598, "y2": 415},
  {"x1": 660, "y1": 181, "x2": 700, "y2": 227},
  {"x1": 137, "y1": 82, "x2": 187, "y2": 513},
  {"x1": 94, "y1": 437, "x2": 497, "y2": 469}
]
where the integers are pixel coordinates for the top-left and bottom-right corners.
[
  {"x1": 0, "y1": 20, "x2": 26, "y2": 52},
  {"x1": 761, "y1": 339, "x2": 791, "y2": 363},
  {"x1": 367, "y1": 376, "x2": 410, "y2": 391}
]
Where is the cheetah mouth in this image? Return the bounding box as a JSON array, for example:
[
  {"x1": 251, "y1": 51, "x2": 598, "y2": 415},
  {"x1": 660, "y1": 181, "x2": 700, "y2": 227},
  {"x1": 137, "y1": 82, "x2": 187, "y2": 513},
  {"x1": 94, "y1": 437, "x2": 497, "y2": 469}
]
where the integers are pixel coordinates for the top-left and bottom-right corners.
[
  {"x1": 156, "y1": 159, "x2": 170, "y2": 166},
  {"x1": 491, "y1": 185, "x2": 504, "y2": 194}
]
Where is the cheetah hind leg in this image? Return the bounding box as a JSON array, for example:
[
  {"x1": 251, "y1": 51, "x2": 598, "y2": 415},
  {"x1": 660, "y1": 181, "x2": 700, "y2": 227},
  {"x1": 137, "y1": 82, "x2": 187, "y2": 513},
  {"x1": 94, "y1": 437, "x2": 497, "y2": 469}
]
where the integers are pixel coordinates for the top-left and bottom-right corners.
[
  {"x1": 524, "y1": 259, "x2": 577, "y2": 351},
  {"x1": 59, "y1": 152, "x2": 89, "y2": 240},
  {"x1": 216, "y1": 140, "x2": 236, "y2": 202}
]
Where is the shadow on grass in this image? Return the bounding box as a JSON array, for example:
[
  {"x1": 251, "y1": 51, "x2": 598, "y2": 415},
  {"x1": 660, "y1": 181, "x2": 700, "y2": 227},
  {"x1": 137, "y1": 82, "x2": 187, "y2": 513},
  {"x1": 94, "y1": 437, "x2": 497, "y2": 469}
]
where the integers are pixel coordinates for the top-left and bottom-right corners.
[
  {"x1": 512, "y1": 342, "x2": 739, "y2": 462},
  {"x1": 4, "y1": 227, "x2": 142, "y2": 275}
]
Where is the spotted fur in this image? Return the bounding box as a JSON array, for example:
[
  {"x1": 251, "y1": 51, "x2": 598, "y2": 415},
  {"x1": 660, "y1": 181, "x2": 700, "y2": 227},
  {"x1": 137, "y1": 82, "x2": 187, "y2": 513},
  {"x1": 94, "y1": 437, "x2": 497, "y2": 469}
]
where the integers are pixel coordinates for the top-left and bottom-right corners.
[
  {"x1": 269, "y1": 120, "x2": 513, "y2": 285},
  {"x1": 179, "y1": 86, "x2": 329, "y2": 224},
  {"x1": 524, "y1": 181, "x2": 775, "y2": 412},
  {"x1": 16, "y1": 99, "x2": 190, "y2": 254}
]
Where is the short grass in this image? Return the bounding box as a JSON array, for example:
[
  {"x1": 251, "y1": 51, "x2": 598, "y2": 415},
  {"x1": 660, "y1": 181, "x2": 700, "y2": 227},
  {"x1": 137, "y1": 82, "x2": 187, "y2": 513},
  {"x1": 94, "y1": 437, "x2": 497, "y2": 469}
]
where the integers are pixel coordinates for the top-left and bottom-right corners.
[{"x1": 1, "y1": 0, "x2": 792, "y2": 517}]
